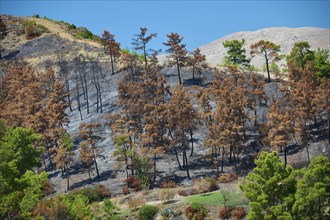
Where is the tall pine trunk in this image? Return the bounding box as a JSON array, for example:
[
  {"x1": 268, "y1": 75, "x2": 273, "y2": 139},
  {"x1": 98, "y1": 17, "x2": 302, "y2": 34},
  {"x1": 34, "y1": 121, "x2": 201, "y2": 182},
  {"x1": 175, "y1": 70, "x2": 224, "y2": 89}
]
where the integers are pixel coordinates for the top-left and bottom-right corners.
[
  {"x1": 110, "y1": 49, "x2": 115, "y2": 75},
  {"x1": 93, "y1": 155, "x2": 100, "y2": 178},
  {"x1": 75, "y1": 72, "x2": 83, "y2": 120},
  {"x1": 153, "y1": 153, "x2": 157, "y2": 183},
  {"x1": 265, "y1": 54, "x2": 271, "y2": 83},
  {"x1": 176, "y1": 58, "x2": 182, "y2": 85},
  {"x1": 183, "y1": 151, "x2": 190, "y2": 179},
  {"x1": 174, "y1": 147, "x2": 182, "y2": 170},
  {"x1": 190, "y1": 129, "x2": 194, "y2": 156},
  {"x1": 221, "y1": 147, "x2": 225, "y2": 173}
]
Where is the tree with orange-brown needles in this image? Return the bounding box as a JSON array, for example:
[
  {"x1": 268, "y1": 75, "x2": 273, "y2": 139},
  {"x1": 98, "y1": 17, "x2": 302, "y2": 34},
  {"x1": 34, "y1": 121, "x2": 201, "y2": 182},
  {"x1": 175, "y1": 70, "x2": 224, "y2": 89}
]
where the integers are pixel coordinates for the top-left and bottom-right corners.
[
  {"x1": 265, "y1": 98, "x2": 294, "y2": 166},
  {"x1": 187, "y1": 48, "x2": 207, "y2": 81},
  {"x1": 250, "y1": 40, "x2": 281, "y2": 82},
  {"x1": 166, "y1": 85, "x2": 198, "y2": 179},
  {"x1": 101, "y1": 30, "x2": 120, "y2": 75},
  {"x1": 164, "y1": 32, "x2": 188, "y2": 85},
  {"x1": 132, "y1": 27, "x2": 157, "y2": 68},
  {"x1": 79, "y1": 123, "x2": 102, "y2": 178}
]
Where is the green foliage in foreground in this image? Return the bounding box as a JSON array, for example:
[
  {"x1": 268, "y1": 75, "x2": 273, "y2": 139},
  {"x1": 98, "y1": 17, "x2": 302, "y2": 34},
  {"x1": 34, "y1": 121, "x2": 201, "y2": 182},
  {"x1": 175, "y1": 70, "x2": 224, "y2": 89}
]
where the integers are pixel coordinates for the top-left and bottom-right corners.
[
  {"x1": 240, "y1": 151, "x2": 296, "y2": 219},
  {"x1": 240, "y1": 151, "x2": 330, "y2": 220},
  {"x1": 137, "y1": 205, "x2": 159, "y2": 220},
  {"x1": 34, "y1": 185, "x2": 113, "y2": 219},
  {"x1": 293, "y1": 155, "x2": 330, "y2": 219},
  {"x1": 0, "y1": 122, "x2": 48, "y2": 219}
]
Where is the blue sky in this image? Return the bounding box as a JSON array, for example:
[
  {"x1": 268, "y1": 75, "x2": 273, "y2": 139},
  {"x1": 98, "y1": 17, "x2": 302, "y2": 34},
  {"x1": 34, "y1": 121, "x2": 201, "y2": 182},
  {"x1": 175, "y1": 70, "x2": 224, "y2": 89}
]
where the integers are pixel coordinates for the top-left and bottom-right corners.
[{"x1": 1, "y1": 1, "x2": 329, "y2": 52}]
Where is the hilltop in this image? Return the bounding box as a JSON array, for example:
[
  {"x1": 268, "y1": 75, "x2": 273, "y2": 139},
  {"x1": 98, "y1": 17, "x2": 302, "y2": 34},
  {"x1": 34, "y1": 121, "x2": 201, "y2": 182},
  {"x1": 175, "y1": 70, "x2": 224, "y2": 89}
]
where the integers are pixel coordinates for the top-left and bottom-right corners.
[
  {"x1": 158, "y1": 27, "x2": 330, "y2": 69},
  {"x1": 199, "y1": 27, "x2": 330, "y2": 67}
]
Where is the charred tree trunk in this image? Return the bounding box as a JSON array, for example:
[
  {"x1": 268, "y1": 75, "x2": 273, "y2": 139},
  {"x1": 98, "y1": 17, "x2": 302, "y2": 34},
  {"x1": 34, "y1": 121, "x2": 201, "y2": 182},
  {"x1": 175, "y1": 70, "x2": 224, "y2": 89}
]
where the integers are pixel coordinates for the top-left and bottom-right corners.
[
  {"x1": 79, "y1": 71, "x2": 86, "y2": 100},
  {"x1": 190, "y1": 128, "x2": 194, "y2": 156},
  {"x1": 221, "y1": 147, "x2": 225, "y2": 173},
  {"x1": 64, "y1": 75, "x2": 73, "y2": 111},
  {"x1": 75, "y1": 72, "x2": 83, "y2": 120},
  {"x1": 153, "y1": 153, "x2": 157, "y2": 183},
  {"x1": 265, "y1": 54, "x2": 271, "y2": 83},
  {"x1": 192, "y1": 65, "x2": 195, "y2": 80},
  {"x1": 83, "y1": 73, "x2": 89, "y2": 114},
  {"x1": 66, "y1": 171, "x2": 70, "y2": 191},
  {"x1": 174, "y1": 147, "x2": 182, "y2": 170},
  {"x1": 183, "y1": 151, "x2": 190, "y2": 179},
  {"x1": 233, "y1": 146, "x2": 237, "y2": 170},
  {"x1": 176, "y1": 58, "x2": 182, "y2": 85},
  {"x1": 110, "y1": 49, "x2": 115, "y2": 75},
  {"x1": 47, "y1": 149, "x2": 54, "y2": 170},
  {"x1": 93, "y1": 155, "x2": 100, "y2": 178},
  {"x1": 284, "y1": 145, "x2": 288, "y2": 167}
]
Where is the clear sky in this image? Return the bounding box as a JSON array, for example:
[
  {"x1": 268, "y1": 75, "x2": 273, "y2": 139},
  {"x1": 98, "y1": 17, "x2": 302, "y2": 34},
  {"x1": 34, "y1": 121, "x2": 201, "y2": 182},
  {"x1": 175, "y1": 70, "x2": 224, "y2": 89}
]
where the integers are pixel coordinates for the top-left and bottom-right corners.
[{"x1": 1, "y1": 0, "x2": 329, "y2": 52}]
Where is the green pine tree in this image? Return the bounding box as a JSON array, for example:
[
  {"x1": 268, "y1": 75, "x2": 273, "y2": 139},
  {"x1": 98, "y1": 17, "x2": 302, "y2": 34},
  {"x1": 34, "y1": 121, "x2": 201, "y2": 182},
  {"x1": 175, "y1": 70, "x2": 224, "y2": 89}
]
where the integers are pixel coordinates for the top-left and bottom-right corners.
[
  {"x1": 240, "y1": 151, "x2": 296, "y2": 219},
  {"x1": 293, "y1": 155, "x2": 330, "y2": 219}
]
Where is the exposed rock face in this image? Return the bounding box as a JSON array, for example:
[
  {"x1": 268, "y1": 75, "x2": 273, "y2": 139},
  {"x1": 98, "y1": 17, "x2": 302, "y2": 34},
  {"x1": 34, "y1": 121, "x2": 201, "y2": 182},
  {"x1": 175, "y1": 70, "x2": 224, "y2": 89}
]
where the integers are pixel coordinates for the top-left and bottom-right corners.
[{"x1": 198, "y1": 27, "x2": 330, "y2": 68}]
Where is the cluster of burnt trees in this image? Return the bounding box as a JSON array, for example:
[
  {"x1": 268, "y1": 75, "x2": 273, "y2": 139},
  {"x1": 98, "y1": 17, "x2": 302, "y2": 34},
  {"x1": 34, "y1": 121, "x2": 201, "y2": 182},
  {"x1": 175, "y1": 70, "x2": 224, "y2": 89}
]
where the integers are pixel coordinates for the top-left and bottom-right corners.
[
  {"x1": 103, "y1": 28, "x2": 330, "y2": 188},
  {"x1": 0, "y1": 26, "x2": 329, "y2": 191}
]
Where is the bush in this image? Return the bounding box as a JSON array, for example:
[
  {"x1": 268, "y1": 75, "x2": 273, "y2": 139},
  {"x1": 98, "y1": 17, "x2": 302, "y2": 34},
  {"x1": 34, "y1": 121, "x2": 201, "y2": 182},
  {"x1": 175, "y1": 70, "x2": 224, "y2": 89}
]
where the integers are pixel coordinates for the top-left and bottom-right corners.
[
  {"x1": 177, "y1": 189, "x2": 188, "y2": 196},
  {"x1": 159, "y1": 189, "x2": 176, "y2": 202},
  {"x1": 160, "y1": 181, "x2": 176, "y2": 188},
  {"x1": 219, "y1": 206, "x2": 230, "y2": 219},
  {"x1": 63, "y1": 194, "x2": 92, "y2": 219},
  {"x1": 218, "y1": 173, "x2": 238, "y2": 183},
  {"x1": 42, "y1": 180, "x2": 55, "y2": 196},
  {"x1": 160, "y1": 208, "x2": 175, "y2": 218},
  {"x1": 189, "y1": 188, "x2": 198, "y2": 195},
  {"x1": 122, "y1": 185, "x2": 130, "y2": 195},
  {"x1": 194, "y1": 177, "x2": 218, "y2": 193},
  {"x1": 137, "y1": 205, "x2": 158, "y2": 220},
  {"x1": 231, "y1": 207, "x2": 246, "y2": 220},
  {"x1": 23, "y1": 20, "x2": 48, "y2": 39},
  {"x1": 32, "y1": 14, "x2": 40, "y2": 18},
  {"x1": 128, "y1": 198, "x2": 145, "y2": 209},
  {"x1": 68, "y1": 24, "x2": 76, "y2": 30},
  {"x1": 69, "y1": 185, "x2": 110, "y2": 203},
  {"x1": 74, "y1": 27, "x2": 94, "y2": 40},
  {"x1": 33, "y1": 195, "x2": 70, "y2": 219},
  {"x1": 177, "y1": 188, "x2": 198, "y2": 196},
  {"x1": 124, "y1": 176, "x2": 142, "y2": 192},
  {"x1": 184, "y1": 203, "x2": 208, "y2": 220}
]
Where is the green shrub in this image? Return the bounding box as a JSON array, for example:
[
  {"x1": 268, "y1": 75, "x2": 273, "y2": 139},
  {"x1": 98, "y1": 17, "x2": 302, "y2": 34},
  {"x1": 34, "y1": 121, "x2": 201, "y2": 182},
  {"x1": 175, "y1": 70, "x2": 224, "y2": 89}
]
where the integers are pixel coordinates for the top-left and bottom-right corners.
[
  {"x1": 62, "y1": 194, "x2": 92, "y2": 219},
  {"x1": 137, "y1": 205, "x2": 159, "y2": 220},
  {"x1": 247, "y1": 65, "x2": 259, "y2": 72},
  {"x1": 74, "y1": 27, "x2": 94, "y2": 40},
  {"x1": 68, "y1": 24, "x2": 76, "y2": 29},
  {"x1": 23, "y1": 20, "x2": 48, "y2": 39},
  {"x1": 69, "y1": 185, "x2": 110, "y2": 203},
  {"x1": 184, "y1": 203, "x2": 208, "y2": 220},
  {"x1": 32, "y1": 14, "x2": 40, "y2": 18}
]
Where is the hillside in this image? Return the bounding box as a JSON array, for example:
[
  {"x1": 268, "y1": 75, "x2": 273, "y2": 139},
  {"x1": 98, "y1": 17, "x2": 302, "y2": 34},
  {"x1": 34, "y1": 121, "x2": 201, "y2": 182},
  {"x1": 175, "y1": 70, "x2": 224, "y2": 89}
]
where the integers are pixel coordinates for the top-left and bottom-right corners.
[
  {"x1": 200, "y1": 27, "x2": 330, "y2": 67},
  {"x1": 1, "y1": 15, "x2": 330, "y2": 220},
  {"x1": 159, "y1": 27, "x2": 330, "y2": 68}
]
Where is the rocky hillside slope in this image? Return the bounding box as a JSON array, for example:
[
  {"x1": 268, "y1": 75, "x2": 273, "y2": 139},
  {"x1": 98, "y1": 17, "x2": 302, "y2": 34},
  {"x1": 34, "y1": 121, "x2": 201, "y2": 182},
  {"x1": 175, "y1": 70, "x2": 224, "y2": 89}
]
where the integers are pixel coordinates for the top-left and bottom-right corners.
[
  {"x1": 199, "y1": 27, "x2": 330, "y2": 68},
  {"x1": 158, "y1": 27, "x2": 330, "y2": 68},
  {"x1": 1, "y1": 15, "x2": 329, "y2": 195}
]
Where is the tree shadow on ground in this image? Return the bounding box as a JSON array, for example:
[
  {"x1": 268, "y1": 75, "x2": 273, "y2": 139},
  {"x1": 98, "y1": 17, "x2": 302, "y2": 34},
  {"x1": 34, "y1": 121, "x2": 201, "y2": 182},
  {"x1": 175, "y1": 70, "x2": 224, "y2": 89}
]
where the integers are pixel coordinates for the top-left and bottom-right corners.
[
  {"x1": 69, "y1": 169, "x2": 113, "y2": 190},
  {"x1": 3, "y1": 50, "x2": 20, "y2": 59},
  {"x1": 183, "y1": 78, "x2": 203, "y2": 86}
]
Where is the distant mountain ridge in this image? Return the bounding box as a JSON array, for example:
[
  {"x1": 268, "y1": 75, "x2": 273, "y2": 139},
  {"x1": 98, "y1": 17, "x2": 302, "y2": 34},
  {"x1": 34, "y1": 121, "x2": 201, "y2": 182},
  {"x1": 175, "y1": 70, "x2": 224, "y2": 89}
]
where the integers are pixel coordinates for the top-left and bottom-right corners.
[{"x1": 198, "y1": 27, "x2": 330, "y2": 68}]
